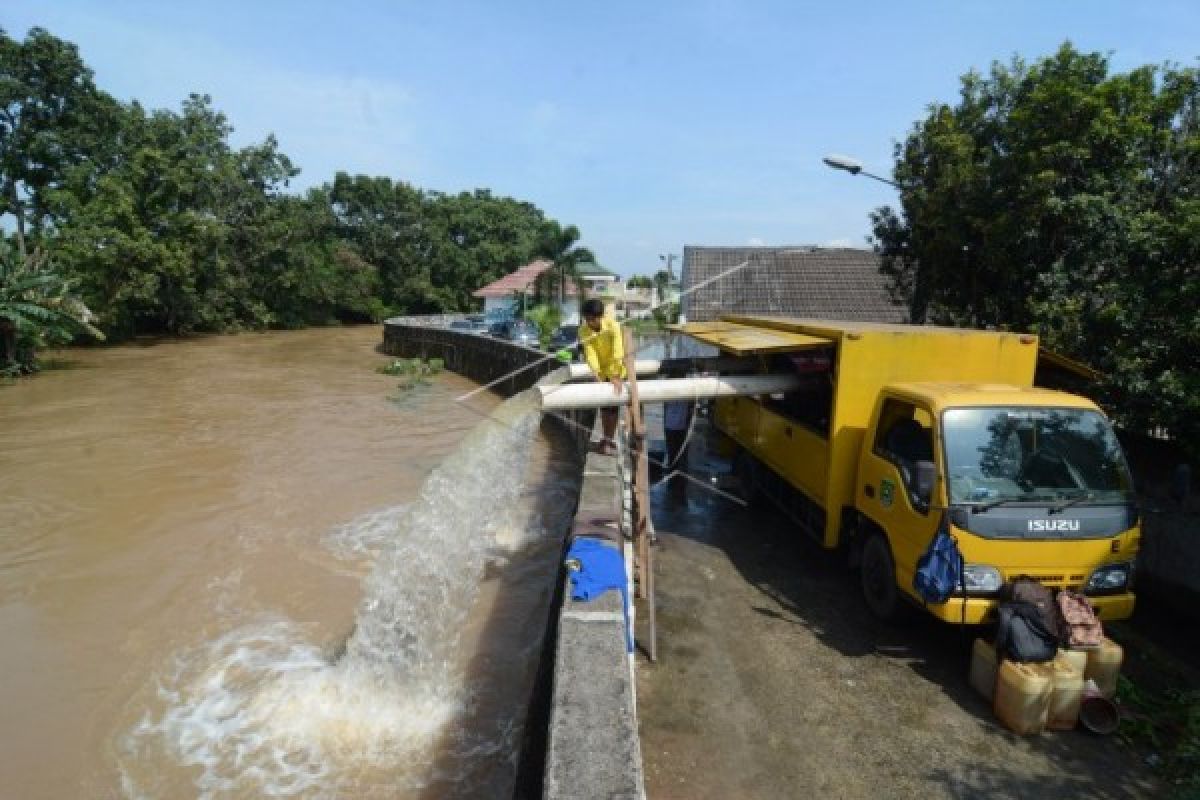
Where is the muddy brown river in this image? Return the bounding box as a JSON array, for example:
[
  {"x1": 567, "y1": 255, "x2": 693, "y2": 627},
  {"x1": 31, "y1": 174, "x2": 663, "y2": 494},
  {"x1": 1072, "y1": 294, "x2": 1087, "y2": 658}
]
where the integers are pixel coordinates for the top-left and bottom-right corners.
[{"x1": 0, "y1": 326, "x2": 578, "y2": 799}]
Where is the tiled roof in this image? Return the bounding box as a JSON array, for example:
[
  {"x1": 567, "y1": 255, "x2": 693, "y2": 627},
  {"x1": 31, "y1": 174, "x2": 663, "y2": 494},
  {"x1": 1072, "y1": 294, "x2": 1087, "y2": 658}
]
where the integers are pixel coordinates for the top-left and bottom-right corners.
[
  {"x1": 473, "y1": 259, "x2": 580, "y2": 298},
  {"x1": 576, "y1": 261, "x2": 618, "y2": 278},
  {"x1": 679, "y1": 246, "x2": 907, "y2": 324}
]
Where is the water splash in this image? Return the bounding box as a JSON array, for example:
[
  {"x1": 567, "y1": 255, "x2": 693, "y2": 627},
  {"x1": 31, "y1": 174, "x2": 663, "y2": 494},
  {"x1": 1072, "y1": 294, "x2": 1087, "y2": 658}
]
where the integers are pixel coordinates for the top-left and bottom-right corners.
[
  {"x1": 323, "y1": 504, "x2": 409, "y2": 562},
  {"x1": 344, "y1": 394, "x2": 540, "y2": 680},
  {"x1": 119, "y1": 392, "x2": 547, "y2": 798}
]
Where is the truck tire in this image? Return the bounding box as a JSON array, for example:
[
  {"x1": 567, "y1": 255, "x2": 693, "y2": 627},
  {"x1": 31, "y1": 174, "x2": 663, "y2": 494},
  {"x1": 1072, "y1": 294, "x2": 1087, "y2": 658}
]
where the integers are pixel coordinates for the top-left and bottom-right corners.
[{"x1": 861, "y1": 533, "x2": 901, "y2": 620}]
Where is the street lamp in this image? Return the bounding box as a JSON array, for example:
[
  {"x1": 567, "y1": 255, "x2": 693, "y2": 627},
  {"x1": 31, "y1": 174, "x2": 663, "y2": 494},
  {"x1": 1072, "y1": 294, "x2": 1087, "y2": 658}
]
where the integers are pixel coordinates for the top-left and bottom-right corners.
[{"x1": 822, "y1": 154, "x2": 902, "y2": 189}]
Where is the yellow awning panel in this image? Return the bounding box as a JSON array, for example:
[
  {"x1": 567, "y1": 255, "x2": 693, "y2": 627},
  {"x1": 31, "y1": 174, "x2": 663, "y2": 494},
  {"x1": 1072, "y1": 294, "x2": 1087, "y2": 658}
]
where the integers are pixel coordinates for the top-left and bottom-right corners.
[{"x1": 670, "y1": 320, "x2": 833, "y2": 355}]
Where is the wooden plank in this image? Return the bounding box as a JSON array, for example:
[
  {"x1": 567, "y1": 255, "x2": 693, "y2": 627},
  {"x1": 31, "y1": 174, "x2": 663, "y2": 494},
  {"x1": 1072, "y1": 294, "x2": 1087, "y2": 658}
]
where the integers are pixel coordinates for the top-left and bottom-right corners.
[
  {"x1": 622, "y1": 327, "x2": 657, "y2": 660},
  {"x1": 670, "y1": 320, "x2": 832, "y2": 354},
  {"x1": 622, "y1": 327, "x2": 646, "y2": 598}
]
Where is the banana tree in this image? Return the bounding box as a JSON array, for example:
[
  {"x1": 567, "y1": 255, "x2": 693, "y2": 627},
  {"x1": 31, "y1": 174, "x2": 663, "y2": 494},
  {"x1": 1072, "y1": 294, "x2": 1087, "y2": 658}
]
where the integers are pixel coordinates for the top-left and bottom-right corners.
[{"x1": 0, "y1": 242, "x2": 104, "y2": 375}]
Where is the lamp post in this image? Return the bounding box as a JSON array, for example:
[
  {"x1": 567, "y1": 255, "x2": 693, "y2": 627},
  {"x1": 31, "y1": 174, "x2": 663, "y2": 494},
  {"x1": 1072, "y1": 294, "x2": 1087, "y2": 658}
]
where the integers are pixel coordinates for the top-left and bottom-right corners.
[
  {"x1": 822, "y1": 154, "x2": 902, "y2": 189},
  {"x1": 824, "y1": 154, "x2": 931, "y2": 322}
]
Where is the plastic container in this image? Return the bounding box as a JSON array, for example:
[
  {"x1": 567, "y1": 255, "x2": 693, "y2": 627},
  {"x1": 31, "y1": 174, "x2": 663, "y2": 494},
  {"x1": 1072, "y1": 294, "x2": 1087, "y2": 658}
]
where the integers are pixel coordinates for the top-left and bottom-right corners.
[
  {"x1": 994, "y1": 659, "x2": 1053, "y2": 735},
  {"x1": 1084, "y1": 637, "x2": 1124, "y2": 698},
  {"x1": 969, "y1": 638, "x2": 999, "y2": 700},
  {"x1": 1046, "y1": 654, "x2": 1085, "y2": 730},
  {"x1": 1059, "y1": 648, "x2": 1089, "y2": 677}
]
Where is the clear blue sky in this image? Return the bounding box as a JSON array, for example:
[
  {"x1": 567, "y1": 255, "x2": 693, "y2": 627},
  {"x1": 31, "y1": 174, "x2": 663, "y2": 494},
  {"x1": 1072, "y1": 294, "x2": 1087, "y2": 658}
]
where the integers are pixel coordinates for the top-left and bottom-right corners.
[{"x1": 5, "y1": 1, "x2": 1199, "y2": 276}]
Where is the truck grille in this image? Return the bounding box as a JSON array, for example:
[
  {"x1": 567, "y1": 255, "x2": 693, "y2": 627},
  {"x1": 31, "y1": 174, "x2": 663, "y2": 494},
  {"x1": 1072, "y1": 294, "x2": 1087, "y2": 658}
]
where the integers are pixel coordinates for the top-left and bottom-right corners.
[{"x1": 1009, "y1": 573, "x2": 1088, "y2": 591}]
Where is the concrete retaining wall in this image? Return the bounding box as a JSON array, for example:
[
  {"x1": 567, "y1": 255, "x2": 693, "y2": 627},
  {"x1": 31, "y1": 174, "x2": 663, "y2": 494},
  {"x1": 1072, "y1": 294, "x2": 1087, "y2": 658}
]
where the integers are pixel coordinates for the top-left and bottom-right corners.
[
  {"x1": 381, "y1": 319, "x2": 599, "y2": 497},
  {"x1": 382, "y1": 318, "x2": 645, "y2": 799},
  {"x1": 385, "y1": 312, "x2": 471, "y2": 328},
  {"x1": 383, "y1": 319, "x2": 591, "y2": 453}
]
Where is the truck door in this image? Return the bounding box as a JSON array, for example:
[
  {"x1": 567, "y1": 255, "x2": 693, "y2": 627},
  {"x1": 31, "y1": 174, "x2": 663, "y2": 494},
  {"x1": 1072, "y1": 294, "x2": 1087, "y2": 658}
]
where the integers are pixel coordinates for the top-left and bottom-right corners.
[{"x1": 859, "y1": 397, "x2": 941, "y2": 592}]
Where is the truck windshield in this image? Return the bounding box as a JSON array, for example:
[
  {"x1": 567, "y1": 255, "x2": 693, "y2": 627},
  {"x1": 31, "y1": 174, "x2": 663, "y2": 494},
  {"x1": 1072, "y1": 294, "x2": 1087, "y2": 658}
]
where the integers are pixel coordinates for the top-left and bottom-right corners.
[{"x1": 942, "y1": 407, "x2": 1134, "y2": 506}]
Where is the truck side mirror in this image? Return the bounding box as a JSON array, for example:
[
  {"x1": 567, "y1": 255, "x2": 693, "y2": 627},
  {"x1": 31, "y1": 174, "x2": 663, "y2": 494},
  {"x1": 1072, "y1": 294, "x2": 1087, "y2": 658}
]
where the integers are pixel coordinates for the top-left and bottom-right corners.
[{"x1": 915, "y1": 460, "x2": 937, "y2": 507}]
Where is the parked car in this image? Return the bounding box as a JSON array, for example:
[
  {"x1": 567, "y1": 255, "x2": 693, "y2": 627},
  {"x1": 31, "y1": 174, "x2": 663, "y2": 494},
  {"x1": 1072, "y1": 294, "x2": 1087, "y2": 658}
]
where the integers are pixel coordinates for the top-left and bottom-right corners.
[
  {"x1": 449, "y1": 315, "x2": 488, "y2": 334},
  {"x1": 491, "y1": 319, "x2": 541, "y2": 348},
  {"x1": 484, "y1": 310, "x2": 514, "y2": 329},
  {"x1": 548, "y1": 324, "x2": 580, "y2": 356}
]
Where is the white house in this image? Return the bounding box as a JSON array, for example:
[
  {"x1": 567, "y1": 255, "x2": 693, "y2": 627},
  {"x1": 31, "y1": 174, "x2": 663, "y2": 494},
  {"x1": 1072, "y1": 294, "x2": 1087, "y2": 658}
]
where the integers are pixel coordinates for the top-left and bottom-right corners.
[
  {"x1": 472, "y1": 259, "x2": 582, "y2": 323},
  {"x1": 575, "y1": 261, "x2": 621, "y2": 298}
]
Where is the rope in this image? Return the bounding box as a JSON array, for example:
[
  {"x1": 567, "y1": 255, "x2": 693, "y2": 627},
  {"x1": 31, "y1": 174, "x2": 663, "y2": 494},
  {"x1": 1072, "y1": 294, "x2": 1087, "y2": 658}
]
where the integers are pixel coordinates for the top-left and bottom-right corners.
[{"x1": 649, "y1": 396, "x2": 701, "y2": 490}]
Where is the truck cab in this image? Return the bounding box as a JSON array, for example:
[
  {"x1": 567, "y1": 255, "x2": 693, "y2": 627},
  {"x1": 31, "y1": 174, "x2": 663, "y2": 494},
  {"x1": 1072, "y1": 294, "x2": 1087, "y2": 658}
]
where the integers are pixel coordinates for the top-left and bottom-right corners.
[{"x1": 858, "y1": 384, "x2": 1138, "y2": 623}]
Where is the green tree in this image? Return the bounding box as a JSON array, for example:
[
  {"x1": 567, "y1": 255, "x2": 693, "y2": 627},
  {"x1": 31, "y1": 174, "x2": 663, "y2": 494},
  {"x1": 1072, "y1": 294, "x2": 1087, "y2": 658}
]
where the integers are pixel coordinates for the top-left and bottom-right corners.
[
  {"x1": 55, "y1": 97, "x2": 241, "y2": 335},
  {"x1": 536, "y1": 221, "x2": 594, "y2": 305},
  {"x1": 55, "y1": 95, "x2": 327, "y2": 336},
  {"x1": 329, "y1": 172, "x2": 424, "y2": 312},
  {"x1": 523, "y1": 302, "x2": 563, "y2": 347},
  {"x1": 870, "y1": 43, "x2": 1200, "y2": 446},
  {"x1": 4, "y1": 27, "x2": 594, "y2": 354},
  {"x1": 330, "y1": 177, "x2": 576, "y2": 314},
  {"x1": 0, "y1": 242, "x2": 103, "y2": 374},
  {"x1": 418, "y1": 189, "x2": 551, "y2": 311},
  {"x1": 0, "y1": 27, "x2": 122, "y2": 257},
  {"x1": 652, "y1": 269, "x2": 672, "y2": 295},
  {"x1": 246, "y1": 189, "x2": 383, "y2": 327},
  {"x1": 626, "y1": 275, "x2": 653, "y2": 289}
]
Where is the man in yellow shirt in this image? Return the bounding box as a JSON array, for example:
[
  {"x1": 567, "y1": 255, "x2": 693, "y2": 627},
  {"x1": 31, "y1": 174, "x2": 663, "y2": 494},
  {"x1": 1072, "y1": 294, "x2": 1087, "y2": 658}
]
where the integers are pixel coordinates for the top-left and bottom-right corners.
[{"x1": 577, "y1": 298, "x2": 626, "y2": 454}]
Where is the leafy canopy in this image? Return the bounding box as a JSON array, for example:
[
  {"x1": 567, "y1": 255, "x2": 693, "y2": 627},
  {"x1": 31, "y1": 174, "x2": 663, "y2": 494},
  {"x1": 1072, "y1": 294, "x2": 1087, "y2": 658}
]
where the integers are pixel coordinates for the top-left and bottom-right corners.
[
  {"x1": 870, "y1": 43, "x2": 1200, "y2": 446},
  {"x1": 0, "y1": 26, "x2": 592, "y2": 368}
]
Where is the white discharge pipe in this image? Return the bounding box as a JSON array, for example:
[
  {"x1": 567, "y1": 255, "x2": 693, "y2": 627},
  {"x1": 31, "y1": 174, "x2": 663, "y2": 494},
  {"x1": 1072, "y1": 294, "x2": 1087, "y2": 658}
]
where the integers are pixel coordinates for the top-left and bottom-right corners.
[
  {"x1": 566, "y1": 360, "x2": 661, "y2": 380},
  {"x1": 537, "y1": 374, "x2": 801, "y2": 411}
]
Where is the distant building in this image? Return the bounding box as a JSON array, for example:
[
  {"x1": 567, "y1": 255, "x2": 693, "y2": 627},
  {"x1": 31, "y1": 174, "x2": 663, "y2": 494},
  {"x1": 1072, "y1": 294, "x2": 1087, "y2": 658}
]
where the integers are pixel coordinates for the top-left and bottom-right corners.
[
  {"x1": 472, "y1": 259, "x2": 580, "y2": 321},
  {"x1": 566, "y1": 261, "x2": 623, "y2": 319},
  {"x1": 575, "y1": 261, "x2": 621, "y2": 298},
  {"x1": 679, "y1": 246, "x2": 907, "y2": 324},
  {"x1": 619, "y1": 285, "x2": 655, "y2": 319},
  {"x1": 471, "y1": 259, "x2": 668, "y2": 323}
]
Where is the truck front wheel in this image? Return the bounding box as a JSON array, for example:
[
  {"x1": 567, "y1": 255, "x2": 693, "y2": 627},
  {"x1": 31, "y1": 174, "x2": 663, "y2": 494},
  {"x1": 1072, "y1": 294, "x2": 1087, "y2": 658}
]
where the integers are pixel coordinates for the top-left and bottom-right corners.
[{"x1": 861, "y1": 533, "x2": 901, "y2": 620}]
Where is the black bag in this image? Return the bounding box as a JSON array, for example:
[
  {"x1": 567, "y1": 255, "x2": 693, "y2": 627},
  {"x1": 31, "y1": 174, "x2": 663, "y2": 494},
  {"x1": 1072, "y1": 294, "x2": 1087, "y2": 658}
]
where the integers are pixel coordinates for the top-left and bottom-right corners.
[
  {"x1": 994, "y1": 601, "x2": 1059, "y2": 663},
  {"x1": 1007, "y1": 577, "x2": 1059, "y2": 642}
]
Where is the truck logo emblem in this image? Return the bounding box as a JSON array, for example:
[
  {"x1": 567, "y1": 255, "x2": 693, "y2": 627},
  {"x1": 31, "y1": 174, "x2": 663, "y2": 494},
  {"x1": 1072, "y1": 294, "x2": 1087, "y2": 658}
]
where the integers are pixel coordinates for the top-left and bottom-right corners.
[
  {"x1": 1028, "y1": 519, "x2": 1081, "y2": 532},
  {"x1": 880, "y1": 479, "x2": 895, "y2": 508}
]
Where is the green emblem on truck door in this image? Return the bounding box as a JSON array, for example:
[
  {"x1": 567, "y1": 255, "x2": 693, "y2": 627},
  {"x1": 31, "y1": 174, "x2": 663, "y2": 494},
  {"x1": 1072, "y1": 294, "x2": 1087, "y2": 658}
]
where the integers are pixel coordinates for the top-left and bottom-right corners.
[{"x1": 880, "y1": 478, "x2": 895, "y2": 508}]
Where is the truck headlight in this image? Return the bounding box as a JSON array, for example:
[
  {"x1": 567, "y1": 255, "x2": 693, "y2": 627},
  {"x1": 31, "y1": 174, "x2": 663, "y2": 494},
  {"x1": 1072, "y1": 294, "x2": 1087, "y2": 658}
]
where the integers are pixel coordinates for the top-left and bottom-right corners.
[
  {"x1": 962, "y1": 565, "x2": 1003, "y2": 595},
  {"x1": 1086, "y1": 563, "x2": 1131, "y2": 595}
]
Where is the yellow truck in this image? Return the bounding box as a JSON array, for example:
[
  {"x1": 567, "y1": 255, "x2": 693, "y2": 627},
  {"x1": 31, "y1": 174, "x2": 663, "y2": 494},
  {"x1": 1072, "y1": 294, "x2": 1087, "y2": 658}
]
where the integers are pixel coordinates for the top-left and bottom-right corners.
[{"x1": 677, "y1": 315, "x2": 1139, "y2": 624}]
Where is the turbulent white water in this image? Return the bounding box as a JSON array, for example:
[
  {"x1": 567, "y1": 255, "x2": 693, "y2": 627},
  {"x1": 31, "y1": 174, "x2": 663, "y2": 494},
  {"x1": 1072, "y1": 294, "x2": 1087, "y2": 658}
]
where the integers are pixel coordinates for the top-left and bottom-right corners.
[{"x1": 118, "y1": 392, "x2": 550, "y2": 798}]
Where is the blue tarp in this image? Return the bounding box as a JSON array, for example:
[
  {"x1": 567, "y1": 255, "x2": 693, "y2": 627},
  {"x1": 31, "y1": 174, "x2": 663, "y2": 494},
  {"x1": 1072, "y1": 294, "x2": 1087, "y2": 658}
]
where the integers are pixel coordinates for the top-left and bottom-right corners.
[{"x1": 566, "y1": 537, "x2": 632, "y2": 652}]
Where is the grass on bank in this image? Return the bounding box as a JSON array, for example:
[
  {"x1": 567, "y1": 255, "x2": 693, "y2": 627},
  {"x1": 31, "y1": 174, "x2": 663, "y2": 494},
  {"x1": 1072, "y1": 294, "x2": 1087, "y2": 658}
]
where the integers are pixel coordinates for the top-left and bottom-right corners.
[
  {"x1": 378, "y1": 357, "x2": 444, "y2": 391},
  {"x1": 1109, "y1": 620, "x2": 1200, "y2": 799}
]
